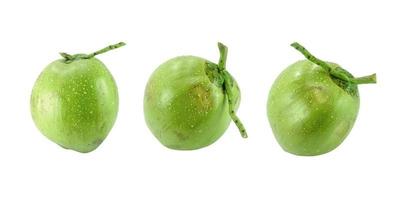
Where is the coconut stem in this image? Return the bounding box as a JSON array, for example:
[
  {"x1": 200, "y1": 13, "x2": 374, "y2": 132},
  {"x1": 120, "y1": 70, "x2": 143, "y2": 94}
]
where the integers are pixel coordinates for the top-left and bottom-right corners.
[
  {"x1": 291, "y1": 42, "x2": 377, "y2": 85},
  {"x1": 59, "y1": 42, "x2": 126, "y2": 63},
  {"x1": 86, "y1": 42, "x2": 126, "y2": 58},
  {"x1": 291, "y1": 42, "x2": 332, "y2": 72},
  {"x1": 218, "y1": 42, "x2": 228, "y2": 71},
  {"x1": 223, "y1": 72, "x2": 248, "y2": 138},
  {"x1": 353, "y1": 73, "x2": 377, "y2": 84},
  {"x1": 217, "y1": 42, "x2": 248, "y2": 138}
]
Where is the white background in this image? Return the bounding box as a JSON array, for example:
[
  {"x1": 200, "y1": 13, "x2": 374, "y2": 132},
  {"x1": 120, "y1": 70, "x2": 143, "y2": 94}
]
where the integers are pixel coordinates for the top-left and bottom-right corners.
[{"x1": 0, "y1": 0, "x2": 396, "y2": 199}]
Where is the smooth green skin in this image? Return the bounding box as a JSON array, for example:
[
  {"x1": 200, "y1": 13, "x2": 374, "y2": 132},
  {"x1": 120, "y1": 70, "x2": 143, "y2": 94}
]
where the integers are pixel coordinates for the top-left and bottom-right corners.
[
  {"x1": 267, "y1": 60, "x2": 360, "y2": 156},
  {"x1": 31, "y1": 58, "x2": 118, "y2": 153},
  {"x1": 144, "y1": 56, "x2": 240, "y2": 150}
]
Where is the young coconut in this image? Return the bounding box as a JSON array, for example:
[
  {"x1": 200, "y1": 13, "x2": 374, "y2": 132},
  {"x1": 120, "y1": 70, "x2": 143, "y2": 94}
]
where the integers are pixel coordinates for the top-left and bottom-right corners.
[
  {"x1": 267, "y1": 42, "x2": 376, "y2": 156},
  {"x1": 144, "y1": 42, "x2": 247, "y2": 150},
  {"x1": 31, "y1": 42, "x2": 124, "y2": 153}
]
